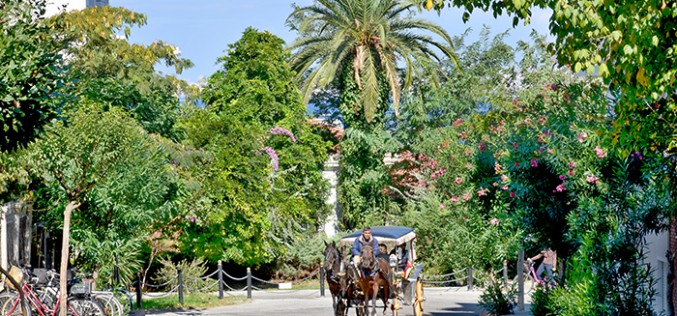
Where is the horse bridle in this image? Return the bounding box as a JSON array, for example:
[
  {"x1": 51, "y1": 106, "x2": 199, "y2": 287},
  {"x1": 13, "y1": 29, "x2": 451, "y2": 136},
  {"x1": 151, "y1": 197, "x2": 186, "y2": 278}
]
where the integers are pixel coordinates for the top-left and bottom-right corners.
[
  {"x1": 361, "y1": 246, "x2": 379, "y2": 276},
  {"x1": 325, "y1": 246, "x2": 341, "y2": 279}
]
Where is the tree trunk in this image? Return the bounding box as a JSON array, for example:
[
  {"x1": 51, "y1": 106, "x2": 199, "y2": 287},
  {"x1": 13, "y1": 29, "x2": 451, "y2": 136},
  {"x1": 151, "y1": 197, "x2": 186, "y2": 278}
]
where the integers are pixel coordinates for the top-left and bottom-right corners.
[{"x1": 59, "y1": 201, "x2": 80, "y2": 316}]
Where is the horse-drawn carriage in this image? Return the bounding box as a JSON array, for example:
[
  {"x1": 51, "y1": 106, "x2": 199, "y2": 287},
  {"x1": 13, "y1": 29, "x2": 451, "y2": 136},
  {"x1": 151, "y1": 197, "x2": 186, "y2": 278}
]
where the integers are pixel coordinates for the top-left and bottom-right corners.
[{"x1": 324, "y1": 226, "x2": 424, "y2": 316}]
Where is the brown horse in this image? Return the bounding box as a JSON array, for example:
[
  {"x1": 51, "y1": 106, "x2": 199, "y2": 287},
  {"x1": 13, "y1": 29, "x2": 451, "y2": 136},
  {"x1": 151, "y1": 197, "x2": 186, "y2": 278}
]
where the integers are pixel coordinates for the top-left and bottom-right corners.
[
  {"x1": 324, "y1": 241, "x2": 345, "y2": 316},
  {"x1": 341, "y1": 263, "x2": 365, "y2": 316},
  {"x1": 359, "y1": 243, "x2": 391, "y2": 316}
]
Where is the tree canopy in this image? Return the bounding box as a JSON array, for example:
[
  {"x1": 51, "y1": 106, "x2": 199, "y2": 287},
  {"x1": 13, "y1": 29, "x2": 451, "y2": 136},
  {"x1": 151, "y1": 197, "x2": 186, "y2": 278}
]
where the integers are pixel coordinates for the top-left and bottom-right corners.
[
  {"x1": 0, "y1": 0, "x2": 68, "y2": 153},
  {"x1": 180, "y1": 28, "x2": 330, "y2": 266},
  {"x1": 52, "y1": 6, "x2": 195, "y2": 139},
  {"x1": 419, "y1": 0, "x2": 677, "y2": 152},
  {"x1": 288, "y1": 0, "x2": 459, "y2": 122}
]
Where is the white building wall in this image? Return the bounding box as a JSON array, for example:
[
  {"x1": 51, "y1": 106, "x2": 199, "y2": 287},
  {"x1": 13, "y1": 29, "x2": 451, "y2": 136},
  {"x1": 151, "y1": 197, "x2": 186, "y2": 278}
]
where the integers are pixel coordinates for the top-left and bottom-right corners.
[
  {"x1": 44, "y1": 0, "x2": 108, "y2": 17},
  {"x1": 645, "y1": 231, "x2": 669, "y2": 315},
  {"x1": 320, "y1": 154, "x2": 340, "y2": 237}
]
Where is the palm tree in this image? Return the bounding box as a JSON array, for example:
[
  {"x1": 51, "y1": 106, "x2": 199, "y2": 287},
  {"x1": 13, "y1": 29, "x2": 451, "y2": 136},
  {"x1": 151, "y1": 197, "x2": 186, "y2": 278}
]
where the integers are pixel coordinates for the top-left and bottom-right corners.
[{"x1": 288, "y1": 0, "x2": 458, "y2": 122}]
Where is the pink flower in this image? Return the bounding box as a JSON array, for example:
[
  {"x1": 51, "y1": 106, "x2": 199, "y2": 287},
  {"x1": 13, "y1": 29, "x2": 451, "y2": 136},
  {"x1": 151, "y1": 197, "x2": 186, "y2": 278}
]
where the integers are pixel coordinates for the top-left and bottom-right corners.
[
  {"x1": 630, "y1": 151, "x2": 643, "y2": 160},
  {"x1": 478, "y1": 142, "x2": 486, "y2": 151},
  {"x1": 267, "y1": 126, "x2": 297, "y2": 143},
  {"x1": 530, "y1": 158, "x2": 539, "y2": 168},
  {"x1": 439, "y1": 203, "x2": 445, "y2": 209},
  {"x1": 477, "y1": 187, "x2": 489, "y2": 196},
  {"x1": 586, "y1": 175, "x2": 600, "y2": 184},
  {"x1": 463, "y1": 193, "x2": 471, "y2": 201},
  {"x1": 559, "y1": 175, "x2": 566, "y2": 181},
  {"x1": 490, "y1": 218, "x2": 499, "y2": 226},
  {"x1": 501, "y1": 174, "x2": 508, "y2": 182},
  {"x1": 455, "y1": 177, "x2": 463, "y2": 185},
  {"x1": 577, "y1": 132, "x2": 588, "y2": 143},
  {"x1": 189, "y1": 217, "x2": 195, "y2": 223},
  {"x1": 513, "y1": 142, "x2": 519, "y2": 149},
  {"x1": 510, "y1": 191, "x2": 516, "y2": 198},
  {"x1": 594, "y1": 146, "x2": 607, "y2": 159},
  {"x1": 514, "y1": 162, "x2": 520, "y2": 167},
  {"x1": 501, "y1": 186, "x2": 508, "y2": 191},
  {"x1": 524, "y1": 117, "x2": 532, "y2": 124},
  {"x1": 494, "y1": 163, "x2": 502, "y2": 173},
  {"x1": 567, "y1": 169, "x2": 575, "y2": 176},
  {"x1": 554, "y1": 184, "x2": 566, "y2": 192},
  {"x1": 567, "y1": 161, "x2": 576, "y2": 168},
  {"x1": 538, "y1": 116, "x2": 547, "y2": 125},
  {"x1": 466, "y1": 163, "x2": 473, "y2": 170},
  {"x1": 257, "y1": 146, "x2": 279, "y2": 171},
  {"x1": 451, "y1": 196, "x2": 459, "y2": 203},
  {"x1": 453, "y1": 118, "x2": 464, "y2": 127}
]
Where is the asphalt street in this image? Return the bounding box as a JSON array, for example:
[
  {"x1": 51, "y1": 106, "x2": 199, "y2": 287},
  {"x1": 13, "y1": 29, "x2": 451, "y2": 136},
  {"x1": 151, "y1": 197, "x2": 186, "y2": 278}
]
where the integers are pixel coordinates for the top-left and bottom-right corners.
[{"x1": 146, "y1": 288, "x2": 532, "y2": 316}]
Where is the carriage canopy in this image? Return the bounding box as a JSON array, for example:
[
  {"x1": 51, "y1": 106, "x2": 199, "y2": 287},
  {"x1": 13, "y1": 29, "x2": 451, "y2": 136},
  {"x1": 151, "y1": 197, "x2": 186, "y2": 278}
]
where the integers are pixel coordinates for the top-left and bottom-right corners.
[{"x1": 339, "y1": 226, "x2": 417, "y2": 261}]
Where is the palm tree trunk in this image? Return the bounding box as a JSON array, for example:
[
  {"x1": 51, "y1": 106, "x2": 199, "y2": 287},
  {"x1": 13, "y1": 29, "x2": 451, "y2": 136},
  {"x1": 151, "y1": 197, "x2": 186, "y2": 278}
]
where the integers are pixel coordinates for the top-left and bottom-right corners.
[{"x1": 59, "y1": 201, "x2": 80, "y2": 316}]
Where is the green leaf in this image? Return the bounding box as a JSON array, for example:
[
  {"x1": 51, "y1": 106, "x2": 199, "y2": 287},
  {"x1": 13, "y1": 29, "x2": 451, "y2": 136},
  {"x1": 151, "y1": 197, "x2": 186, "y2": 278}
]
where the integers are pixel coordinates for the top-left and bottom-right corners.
[
  {"x1": 611, "y1": 30, "x2": 622, "y2": 41},
  {"x1": 574, "y1": 62, "x2": 582, "y2": 73},
  {"x1": 598, "y1": 62, "x2": 609, "y2": 77}
]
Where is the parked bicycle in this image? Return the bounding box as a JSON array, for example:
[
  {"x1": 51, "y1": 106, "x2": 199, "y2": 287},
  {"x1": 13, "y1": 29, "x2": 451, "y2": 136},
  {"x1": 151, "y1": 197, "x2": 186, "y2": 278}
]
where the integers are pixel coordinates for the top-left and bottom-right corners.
[{"x1": 0, "y1": 266, "x2": 106, "y2": 316}]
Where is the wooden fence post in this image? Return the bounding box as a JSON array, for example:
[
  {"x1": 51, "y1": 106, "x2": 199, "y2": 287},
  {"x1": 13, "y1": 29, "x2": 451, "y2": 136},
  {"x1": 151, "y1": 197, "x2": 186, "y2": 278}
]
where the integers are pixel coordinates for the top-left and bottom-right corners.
[
  {"x1": 467, "y1": 267, "x2": 473, "y2": 291},
  {"x1": 320, "y1": 266, "x2": 325, "y2": 297},
  {"x1": 135, "y1": 272, "x2": 143, "y2": 309},
  {"x1": 178, "y1": 268, "x2": 184, "y2": 305},
  {"x1": 247, "y1": 267, "x2": 252, "y2": 300},
  {"x1": 218, "y1": 260, "x2": 224, "y2": 299}
]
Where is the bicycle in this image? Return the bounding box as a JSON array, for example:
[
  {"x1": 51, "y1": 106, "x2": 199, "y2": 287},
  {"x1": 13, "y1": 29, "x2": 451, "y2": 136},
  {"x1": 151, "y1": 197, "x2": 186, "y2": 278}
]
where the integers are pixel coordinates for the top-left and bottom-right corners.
[
  {"x1": 0, "y1": 266, "x2": 106, "y2": 316},
  {"x1": 525, "y1": 260, "x2": 558, "y2": 288}
]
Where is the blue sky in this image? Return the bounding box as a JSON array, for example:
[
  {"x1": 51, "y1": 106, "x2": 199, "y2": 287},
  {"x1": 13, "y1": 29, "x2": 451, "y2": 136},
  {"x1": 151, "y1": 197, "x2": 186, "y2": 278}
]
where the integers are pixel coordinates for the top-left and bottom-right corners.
[{"x1": 111, "y1": 1, "x2": 552, "y2": 84}]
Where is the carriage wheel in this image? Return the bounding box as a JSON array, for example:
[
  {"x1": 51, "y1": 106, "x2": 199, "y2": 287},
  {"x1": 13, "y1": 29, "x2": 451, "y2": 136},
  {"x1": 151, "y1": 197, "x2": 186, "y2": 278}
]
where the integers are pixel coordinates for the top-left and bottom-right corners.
[{"x1": 413, "y1": 277, "x2": 424, "y2": 316}]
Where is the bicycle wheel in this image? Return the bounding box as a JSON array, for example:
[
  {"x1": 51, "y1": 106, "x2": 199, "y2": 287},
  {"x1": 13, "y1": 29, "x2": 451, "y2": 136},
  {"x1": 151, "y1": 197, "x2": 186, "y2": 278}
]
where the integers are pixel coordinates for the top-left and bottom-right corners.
[
  {"x1": 93, "y1": 293, "x2": 123, "y2": 316},
  {"x1": 0, "y1": 292, "x2": 29, "y2": 316},
  {"x1": 60, "y1": 298, "x2": 106, "y2": 316}
]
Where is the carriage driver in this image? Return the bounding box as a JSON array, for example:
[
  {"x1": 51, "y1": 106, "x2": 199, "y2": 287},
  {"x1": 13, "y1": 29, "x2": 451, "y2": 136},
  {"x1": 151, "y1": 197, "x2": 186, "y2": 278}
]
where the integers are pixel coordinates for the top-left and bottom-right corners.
[{"x1": 351, "y1": 226, "x2": 380, "y2": 268}]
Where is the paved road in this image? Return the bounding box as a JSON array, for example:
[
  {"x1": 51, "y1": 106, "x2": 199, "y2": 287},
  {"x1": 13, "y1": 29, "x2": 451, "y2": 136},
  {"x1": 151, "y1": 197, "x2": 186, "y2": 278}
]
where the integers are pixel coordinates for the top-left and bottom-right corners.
[{"x1": 146, "y1": 288, "x2": 532, "y2": 316}]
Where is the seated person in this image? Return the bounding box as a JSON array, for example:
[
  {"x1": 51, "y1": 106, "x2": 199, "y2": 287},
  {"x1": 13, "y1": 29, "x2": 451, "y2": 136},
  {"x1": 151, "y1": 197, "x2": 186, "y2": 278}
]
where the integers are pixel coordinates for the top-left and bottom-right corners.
[
  {"x1": 397, "y1": 247, "x2": 410, "y2": 271},
  {"x1": 377, "y1": 244, "x2": 390, "y2": 261}
]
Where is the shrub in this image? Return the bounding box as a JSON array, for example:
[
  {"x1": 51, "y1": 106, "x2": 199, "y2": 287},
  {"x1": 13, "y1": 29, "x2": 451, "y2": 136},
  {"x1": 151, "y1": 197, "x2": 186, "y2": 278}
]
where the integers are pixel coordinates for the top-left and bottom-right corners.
[
  {"x1": 530, "y1": 286, "x2": 559, "y2": 316},
  {"x1": 152, "y1": 257, "x2": 209, "y2": 293},
  {"x1": 479, "y1": 278, "x2": 516, "y2": 315},
  {"x1": 275, "y1": 234, "x2": 326, "y2": 279}
]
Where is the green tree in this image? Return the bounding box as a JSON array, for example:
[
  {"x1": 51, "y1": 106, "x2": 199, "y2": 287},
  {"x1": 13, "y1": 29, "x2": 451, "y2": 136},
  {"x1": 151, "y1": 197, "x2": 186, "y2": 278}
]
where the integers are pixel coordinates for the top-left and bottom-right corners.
[
  {"x1": 0, "y1": 0, "x2": 67, "y2": 149},
  {"x1": 52, "y1": 6, "x2": 195, "y2": 139},
  {"x1": 27, "y1": 103, "x2": 174, "y2": 314},
  {"x1": 179, "y1": 28, "x2": 330, "y2": 266},
  {"x1": 288, "y1": 0, "x2": 458, "y2": 123},
  {"x1": 289, "y1": 0, "x2": 459, "y2": 229},
  {"x1": 419, "y1": 0, "x2": 677, "y2": 153},
  {"x1": 392, "y1": 30, "x2": 561, "y2": 274}
]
